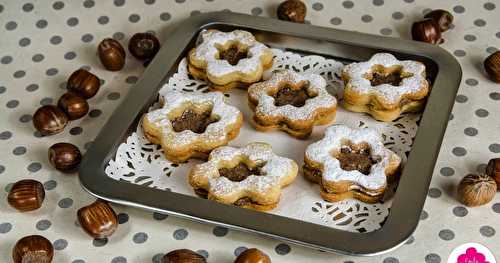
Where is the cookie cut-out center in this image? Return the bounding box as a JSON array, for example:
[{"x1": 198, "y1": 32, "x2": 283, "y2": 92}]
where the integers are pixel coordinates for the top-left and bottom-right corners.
[
  {"x1": 171, "y1": 108, "x2": 219, "y2": 134},
  {"x1": 368, "y1": 65, "x2": 408, "y2": 87},
  {"x1": 335, "y1": 144, "x2": 378, "y2": 175},
  {"x1": 218, "y1": 162, "x2": 263, "y2": 182},
  {"x1": 273, "y1": 82, "x2": 316, "y2": 107},
  {"x1": 218, "y1": 44, "x2": 249, "y2": 66}
]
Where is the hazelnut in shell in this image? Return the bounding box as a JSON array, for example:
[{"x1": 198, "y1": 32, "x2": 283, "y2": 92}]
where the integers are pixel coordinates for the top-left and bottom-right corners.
[
  {"x1": 163, "y1": 249, "x2": 206, "y2": 263},
  {"x1": 277, "y1": 0, "x2": 307, "y2": 23},
  {"x1": 128, "y1": 32, "x2": 161, "y2": 60},
  {"x1": 457, "y1": 174, "x2": 497, "y2": 207},
  {"x1": 33, "y1": 105, "x2": 69, "y2": 136},
  {"x1": 424, "y1": 9, "x2": 454, "y2": 32},
  {"x1": 98, "y1": 38, "x2": 126, "y2": 71},
  {"x1": 411, "y1": 19, "x2": 442, "y2": 45},
  {"x1": 57, "y1": 92, "x2": 89, "y2": 120},
  {"x1": 234, "y1": 248, "x2": 271, "y2": 263},
  {"x1": 48, "y1": 142, "x2": 82, "y2": 172},
  {"x1": 8, "y1": 179, "x2": 45, "y2": 212},
  {"x1": 12, "y1": 235, "x2": 54, "y2": 263},
  {"x1": 67, "y1": 69, "x2": 100, "y2": 99},
  {"x1": 484, "y1": 51, "x2": 500, "y2": 83},
  {"x1": 486, "y1": 158, "x2": 500, "y2": 189},
  {"x1": 77, "y1": 200, "x2": 118, "y2": 239}
]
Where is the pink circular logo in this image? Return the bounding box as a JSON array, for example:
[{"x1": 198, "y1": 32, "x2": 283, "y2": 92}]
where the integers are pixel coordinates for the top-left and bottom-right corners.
[{"x1": 448, "y1": 243, "x2": 496, "y2": 263}]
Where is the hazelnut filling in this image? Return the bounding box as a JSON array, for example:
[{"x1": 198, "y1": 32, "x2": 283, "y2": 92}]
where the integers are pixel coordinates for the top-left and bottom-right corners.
[
  {"x1": 334, "y1": 144, "x2": 379, "y2": 175},
  {"x1": 171, "y1": 108, "x2": 219, "y2": 134},
  {"x1": 218, "y1": 162, "x2": 264, "y2": 182},
  {"x1": 367, "y1": 65, "x2": 412, "y2": 87},
  {"x1": 273, "y1": 82, "x2": 316, "y2": 107},
  {"x1": 218, "y1": 44, "x2": 249, "y2": 66}
]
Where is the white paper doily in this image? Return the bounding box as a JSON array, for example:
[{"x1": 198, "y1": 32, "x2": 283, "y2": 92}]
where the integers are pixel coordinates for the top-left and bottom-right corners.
[{"x1": 105, "y1": 49, "x2": 420, "y2": 233}]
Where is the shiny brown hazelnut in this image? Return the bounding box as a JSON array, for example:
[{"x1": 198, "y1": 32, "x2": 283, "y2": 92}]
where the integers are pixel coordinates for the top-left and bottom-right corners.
[
  {"x1": 77, "y1": 200, "x2": 118, "y2": 238},
  {"x1": 277, "y1": 0, "x2": 307, "y2": 23},
  {"x1": 57, "y1": 92, "x2": 89, "y2": 120},
  {"x1": 424, "y1": 9, "x2": 454, "y2": 32},
  {"x1": 48, "y1": 142, "x2": 82, "y2": 172},
  {"x1": 234, "y1": 248, "x2": 271, "y2": 263},
  {"x1": 128, "y1": 32, "x2": 161, "y2": 60},
  {"x1": 8, "y1": 179, "x2": 45, "y2": 212},
  {"x1": 33, "y1": 105, "x2": 69, "y2": 136},
  {"x1": 457, "y1": 174, "x2": 497, "y2": 207},
  {"x1": 484, "y1": 51, "x2": 500, "y2": 83},
  {"x1": 12, "y1": 235, "x2": 54, "y2": 263},
  {"x1": 98, "y1": 38, "x2": 126, "y2": 71},
  {"x1": 411, "y1": 19, "x2": 442, "y2": 45},
  {"x1": 163, "y1": 249, "x2": 207, "y2": 263},
  {"x1": 67, "y1": 69, "x2": 100, "y2": 99},
  {"x1": 486, "y1": 158, "x2": 500, "y2": 189}
]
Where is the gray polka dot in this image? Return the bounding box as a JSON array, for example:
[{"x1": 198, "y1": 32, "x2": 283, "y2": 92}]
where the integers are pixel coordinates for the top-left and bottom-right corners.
[
  {"x1": 64, "y1": 52, "x2": 77, "y2": 60},
  {"x1": 455, "y1": 94, "x2": 468, "y2": 103},
  {"x1": 452, "y1": 206, "x2": 468, "y2": 217},
  {"x1": 474, "y1": 19, "x2": 486, "y2": 27},
  {"x1": 464, "y1": 34, "x2": 476, "y2": 41},
  {"x1": 0, "y1": 5, "x2": 3, "y2": 13},
  {"x1": 489, "y1": 92, "x2": 500, "y2": 100},
  {"x1": 361, "y1": 15, "x2": 373, "y2": 23},
  {"x1": 93, "y1": 238, "x2": 108, "y2": 247},
  {"x1": 117, "y1": 213, "x2": 129, "y2": 224},
  {"x1": 392, "y1": 12, "x2": 404, "y2": 20},
  {"x1": 480, "y1": 226, "x2": 495, "y2": 237},
  {"x1": 440, "y1": 167, "x2": 454, "y2": 176},
  {"x1": 275, "y1": 243, "x2": 291, "y2": 255},
  {"x1": 36, "y1": 19, "x2": 48, "y2": 29},
  {"x1": 133, "y1": 232, "x2": 148, "y2": 243},
  {"x1": 383, "y1": 257, "x2": 399, "y2": 263},
  {"x1": 89, "y1": 109, "x2": 102, "y2": 118},
  {"x1": 1, "y1": 56, "x2": 12, "y2": 64},
  {"x1": 160, "y1": 12, "x2": 171, "y2": 21},
  {"x1": 13, "y1": 70, "x2": 26, "y2": 78},
  {"x1": 486, "y1": 47, "x2": 498, "y2": 54},
  {"x1": 46, "y1": 68, "x2": 58, "y2": 76},
  {"x1": 234, "y1": 246, "x2": 247, "y2": 256},
  {"x1": 405, "y1": 236, "x2": 415, "y2": 245},
  {"x1": 0, "y1": 86, "x2": 5, "y2": 94},
  {"x1": 81, "y1": 33, "x2": 94, "y2": 43},
  {"x1": 453, "y1": 5, "x2": 465, "y2": 13},
  {"x1": 465, "y1": 78, "x2": 478, "y2": 86},
  {"x1": 492, "y1": 203, "x2": 500, "y2": 213},
  {"x1": 453, "y1": 50, "x2": 466, "y2": 57},
  {"x1": 153, "y1": 212, "x2": 168, "y2": 220},
  {"x1": 373, "y1": 0, "x2": 384, "y2": 6},
  {"x1": 83, "y1": 0, "x2": 95, "y2": 8},
  {"x1": 0, "y1": 131, "x2": 12, "y2": 140},
  {"x1": 13, "y1": 146, "x2": 27, "y2": 155},
  {"x1": 477, "y1": 163, "x2": 487, "y2": 173},
  {"x1": 26, "y1": 84, "x2": 38, "y2": 92},
  {"x1": 312, "y1": 2, "x2": 323, "y2": 11},
  {"x1": 84, "y1": 141, "x2": 93, "y2": 150},
  {"x1": 403, "y1": 0, "x2": 414, "y2": 2},
  {"x1": 342, "y1": 1, "x2": 354, "y2": 8},
  {"x1": 40, "y1": 97, "x2": 53, "y2": 106},
  {"x1": 438, "y1": 229, "x2": 454, "y2": 240},
  {"x1": 70, "y1": 127, "x2": 83, "y2": 136},
  {"x1": 197, "y1": 250, "x2": 208, "y2": 259},
  {"x1": 330, "y1": 17, "x2": 342, "y2": 25},
  {"x1": 380, "y1": 28, "x2": 392, "y2": 35},
  {"x1": 107, "y1": 92, "x2": 121, "y2": 100},
  {"x1": 452, "y1": 147, "x2": 467, "y2": 156},
  {"x1": 5, "y1": 21, "x2": 17, "y2": 31},
  {"x1": 44, "y1": 180, "x2": 57, "y2": 190},
  {"x1": 98, "y1": 16, "x2": 109, "y2": 25},
  {"x1": 175, "y1": 0, "x2": 186, "y2": 2},
  {"x1": 0, "y1": 222, "x2": 12, "y2": 233},
  {"x1": 251, "y1": 7, "x2": 263, "y2": 16},
  {"x1": 20, "y1": 113, "x2": 33, "y2": 123},
  {"x1": 190, "y1": 10, "x2": 201, "y2": 16},
  {"x1": 67, "y1": 17, "x2": 79, "y2": 27},
  {"x1": 23, "y1": 3, "x2": 34, "y2": 12},
  {"x1": 145, "y1": 0, "x2": 155, "y2": 4},
  {"x1": 50, "y1": 35, "x2": 62, "y2": 45},
  {"x1": 152, "y1": 253, "x2": 164, "y2": 263},
  {"x1": 32, "y1": 54, "x2": 45, "y2": 62},
  {"x1": 114, "y1": 0, "x2": 125, "y2": 6},
  {"x1": 36, "y1": 219, "x2": 52, "y2": 230},
  {"x1": 111, "y1": 32, "x2": 124, "y2": 41},
  {"x1": 129, "y1": 14, "x2": 140, "y2": 23},
  {"x1": 58, "y1": 198, "x2": 74, "y2": 208},
  {"x1": 19, "y1": 37, "x2": 31, "y2": 47},
  {"x1": 428, "y1": 188, "x2": 442, "y2": 198},
  {"x1": 5, "y1": 183, "x2": 13, "y2": 192},
  {"x1": 425, "y1": 253, "x2": 441, "y2": 263},
  {"x1": 488, "y1": 143, "x2": 500, "y2": 153},
  {"x1": 125, "y1": 76, "x2": 138, "y2": 84},
  {"x1": 464, "y1": 127, "x2": 478, "y2": 136},
  {"x1": 111, "y1": 257, "x2": 127, "y2": 263},
  {"x1": 173, "y1": 229, "x2": 188, "y2": 240},
  {"x1": 213, "y1": 226, "x2": 228, "y2": 237},
  {"x1": 53, "y1": 1, "x2": 64, "y2": 10},
  {"x1": 34, "y1": 131, "x2": 43, "y2": 138},
  {"x1": 484, "y1": 2, "x2": 496, "y2": 10},
  {"x1": 53, "y1": 239, "x2": 68, "y2": 250},
  {"x1": 72, "y1": 260, "x2": 85, "y2": 263},
  {"x1": 6, "y1": 100, "x2": 19, "y2": 108}
]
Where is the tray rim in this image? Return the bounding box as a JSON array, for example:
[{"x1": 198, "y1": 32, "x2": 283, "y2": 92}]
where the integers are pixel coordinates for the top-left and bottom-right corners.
[{"x1": 79, "y1": 12, "x2": 462, "y2": 256}]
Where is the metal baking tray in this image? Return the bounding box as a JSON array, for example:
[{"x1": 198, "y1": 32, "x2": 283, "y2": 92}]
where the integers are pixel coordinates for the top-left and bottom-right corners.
[{"x1": 79, "y1": 12, "x2": 462, "y2": 256}]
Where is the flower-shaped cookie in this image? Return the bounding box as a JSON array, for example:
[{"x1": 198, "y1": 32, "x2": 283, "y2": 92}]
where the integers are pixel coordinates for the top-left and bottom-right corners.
[
  {"x1": 248, "y1": 70, "x2": 337, "y2": 139},
  {"x1": 304, "y1": 125, "x2": 401, "y2": 203},
  {"x1": 188, "y1": 142, "x2": 298, "y2": 211},
  {"x1": 188, "y1": 29, "x2": 273, "y2": 91},
  {"x1": 142, "y1": 90, "x2": 243, "y2": 163},
  {"x1": 342, "y1": 53, "x2": 430, "y2": 122}
]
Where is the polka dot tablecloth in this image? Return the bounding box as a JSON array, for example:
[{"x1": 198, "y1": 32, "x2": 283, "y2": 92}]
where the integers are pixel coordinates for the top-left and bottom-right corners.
[{"x1": 0, "y1": 0, "x2": 499, "y2": 262}]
